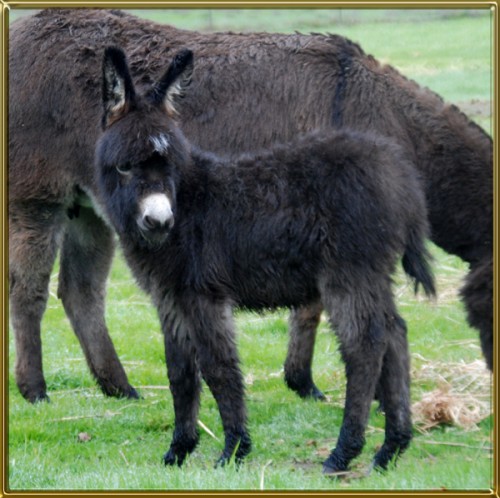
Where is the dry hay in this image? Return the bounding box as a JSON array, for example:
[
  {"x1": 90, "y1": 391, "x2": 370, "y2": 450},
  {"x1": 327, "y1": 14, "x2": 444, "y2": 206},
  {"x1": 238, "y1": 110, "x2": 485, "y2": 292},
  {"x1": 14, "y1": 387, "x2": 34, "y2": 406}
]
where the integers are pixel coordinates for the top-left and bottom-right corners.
[{"x1": 411, "y1": 356, "x2": 492, "y2": 432}]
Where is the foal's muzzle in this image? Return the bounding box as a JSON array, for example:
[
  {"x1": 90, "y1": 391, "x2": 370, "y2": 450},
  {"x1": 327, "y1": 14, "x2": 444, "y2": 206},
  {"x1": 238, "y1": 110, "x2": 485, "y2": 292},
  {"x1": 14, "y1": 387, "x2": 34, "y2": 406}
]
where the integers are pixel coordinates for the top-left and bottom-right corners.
[{"x1": 137, "y1": 193, "x2": 174, "y2": 247}]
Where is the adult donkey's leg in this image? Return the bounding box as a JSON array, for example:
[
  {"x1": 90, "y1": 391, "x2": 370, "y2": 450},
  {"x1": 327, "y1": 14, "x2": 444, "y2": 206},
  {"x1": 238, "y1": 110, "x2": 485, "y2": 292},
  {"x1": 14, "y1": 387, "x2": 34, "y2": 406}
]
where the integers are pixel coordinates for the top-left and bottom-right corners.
[
  {"x1": 285, "y1": 302, "x2": 325, "y2": 400},
  {"x1": 9, "y1": 201, "x2": 65, "y2": 402},
  {"x1": 460, "y1": 256, "x2": 493, "y2": 371},
  {"x1": 286, "y1": 304, "x2": 387, "y2": 407},
  {"x1": 57, "y1": 205, "x2": 138, "y2": 399}
]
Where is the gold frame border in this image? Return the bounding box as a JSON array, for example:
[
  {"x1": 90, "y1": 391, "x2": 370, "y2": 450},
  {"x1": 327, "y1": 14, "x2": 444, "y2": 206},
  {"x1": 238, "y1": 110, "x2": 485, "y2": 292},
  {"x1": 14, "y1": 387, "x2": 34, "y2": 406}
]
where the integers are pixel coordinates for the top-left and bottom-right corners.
[{"x1": 0, "y1": 2, "x2": 497, "y2": 497}]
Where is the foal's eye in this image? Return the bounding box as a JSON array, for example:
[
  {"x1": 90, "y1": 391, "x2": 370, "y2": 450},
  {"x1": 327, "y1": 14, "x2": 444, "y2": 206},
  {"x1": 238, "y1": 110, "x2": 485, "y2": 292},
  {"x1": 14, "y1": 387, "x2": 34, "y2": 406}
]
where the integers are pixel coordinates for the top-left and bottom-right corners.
[{"x1": 116, "y1": 162, "x2": 132, "y2": 175}]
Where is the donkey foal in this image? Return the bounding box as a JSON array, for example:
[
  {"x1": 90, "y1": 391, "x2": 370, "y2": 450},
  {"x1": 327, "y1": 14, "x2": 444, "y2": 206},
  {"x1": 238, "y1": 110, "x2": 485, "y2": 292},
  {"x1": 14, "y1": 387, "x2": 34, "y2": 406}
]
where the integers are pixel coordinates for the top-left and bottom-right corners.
[{"x1": 95, "y1": 47, "x2": 435, "y2": 473}]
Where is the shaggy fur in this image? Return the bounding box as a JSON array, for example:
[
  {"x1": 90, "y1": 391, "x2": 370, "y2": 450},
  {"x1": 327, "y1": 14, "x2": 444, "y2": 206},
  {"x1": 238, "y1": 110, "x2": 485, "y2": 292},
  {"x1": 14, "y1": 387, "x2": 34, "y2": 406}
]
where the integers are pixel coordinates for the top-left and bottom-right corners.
[
  {"x1": 9, "y1": 9, "x2": 492, "y2": 403},
  {"x1": 95, "y1": 47, "x2": 435, "y2": 472}
]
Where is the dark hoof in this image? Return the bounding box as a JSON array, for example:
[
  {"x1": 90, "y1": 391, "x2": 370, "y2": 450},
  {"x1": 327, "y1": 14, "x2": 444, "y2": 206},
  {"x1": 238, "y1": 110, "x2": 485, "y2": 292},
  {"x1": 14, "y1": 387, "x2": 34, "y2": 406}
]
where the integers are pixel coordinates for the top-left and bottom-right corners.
[
  {"x1": 214, "y1": 455, "x2": 230, "y2": 468},
  {"x1": 214, "y1": 454, "x2": 245, "y2": 469},
  {"x1": 369, "y1": 455, "x2": 392, "y2": 476},
  {"x1": 31, "y1": 393, "x2": 50, "y2": 404},
  {"x1": 214, "y1": 429, "x2": 251, "y2": 469},
  {"x1": 22, "y1": 390, "x2": 50, "y2": 404},
  {"x1": 163, "y1": 449, "x2": 176, "y2": 466},
  {"x1": 287, "y1": 380, "x2": 326, "y2": 401},
  {"x1": 309, "y1": 385, "x2": 326, "y2": 401},
  {"x1": 163, "y1": 429, "x2": 199, "y2": 468},
  {"x1": 322, "y1": 454, "x2": 349, "y2": 476},
  {"x1": 19, "y1": 381, "x2": 50, "y2": 403},
  {"x1": 163, "y1": 449, "x2": 185, "y2": 467},
  {"x1": 285, "y1": 368, "x2": 326, "y2": 401},
  {"x1": 369, "y1": 458, "x2": 388, "y2": 473},
  {"x1": 124, "y1": 386, "x2": 141, "y2": 400},
  {"x1": 322, "y1": 464, "x2": 351, "y2": 478},
  {"x1": 99, "y1": 382, "x2": 140, "y2": 400},
  {"x1": 372, "y1": 449, "x2": 396, "y2": 472},
  {"x1": 294, "y1": 384, "x2": 326, "y2": 401}
]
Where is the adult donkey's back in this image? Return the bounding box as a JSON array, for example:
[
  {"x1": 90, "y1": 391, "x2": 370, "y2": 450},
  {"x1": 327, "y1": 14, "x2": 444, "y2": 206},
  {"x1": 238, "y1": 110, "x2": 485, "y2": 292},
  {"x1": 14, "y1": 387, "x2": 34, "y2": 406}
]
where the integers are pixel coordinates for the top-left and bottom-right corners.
[{"x1": 9, "y1": 9, "x2": 492, "y2": 403}]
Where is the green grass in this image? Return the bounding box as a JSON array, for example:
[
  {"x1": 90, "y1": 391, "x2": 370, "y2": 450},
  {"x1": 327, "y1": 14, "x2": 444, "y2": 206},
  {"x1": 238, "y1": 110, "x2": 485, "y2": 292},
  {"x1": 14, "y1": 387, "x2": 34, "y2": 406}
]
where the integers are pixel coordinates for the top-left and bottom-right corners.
[
  {"x1": 7, "y1": 246, "x2": 493, "y2": 491},
  {"x1": 7, "y1": 9, "x2": 493, "y2": 492}
]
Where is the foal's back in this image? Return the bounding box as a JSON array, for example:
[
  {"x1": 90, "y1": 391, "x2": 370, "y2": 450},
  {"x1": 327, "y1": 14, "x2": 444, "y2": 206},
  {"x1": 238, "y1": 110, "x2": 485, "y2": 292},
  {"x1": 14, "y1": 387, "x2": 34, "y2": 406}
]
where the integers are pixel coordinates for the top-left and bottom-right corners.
[{"x1": 172, "y1": 130, "x2": 425, "y2": 309}]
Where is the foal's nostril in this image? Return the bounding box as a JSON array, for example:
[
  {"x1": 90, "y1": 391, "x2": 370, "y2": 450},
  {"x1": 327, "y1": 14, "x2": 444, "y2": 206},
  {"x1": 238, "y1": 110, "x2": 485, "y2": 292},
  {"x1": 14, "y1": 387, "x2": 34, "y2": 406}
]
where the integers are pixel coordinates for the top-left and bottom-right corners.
[{"x1": 143, "y1": 214, "x2": 163, "y2": 231}]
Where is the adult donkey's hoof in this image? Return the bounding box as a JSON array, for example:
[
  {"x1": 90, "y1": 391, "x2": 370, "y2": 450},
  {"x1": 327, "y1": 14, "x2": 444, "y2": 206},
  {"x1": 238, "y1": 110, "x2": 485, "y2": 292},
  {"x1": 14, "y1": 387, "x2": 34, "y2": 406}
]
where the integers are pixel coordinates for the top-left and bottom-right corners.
[
  {"x1": 17, "y1": 377, "x2": 50, "y2": 404},
  {"x1": 284, "y1": 370, "x2": 326, "y2": 401},
  {"x1": 97, "y1": 379, "x2": 140, "y2": 400},
  {"x1": 26, "y1": 392, "x2": 51, "y2": 404}
]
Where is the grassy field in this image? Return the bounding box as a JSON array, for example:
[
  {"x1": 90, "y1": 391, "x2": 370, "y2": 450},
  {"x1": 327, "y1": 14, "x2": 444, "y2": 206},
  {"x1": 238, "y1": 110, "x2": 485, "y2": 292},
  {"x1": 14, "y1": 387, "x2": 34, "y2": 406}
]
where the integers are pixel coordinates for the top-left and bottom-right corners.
[{"x1": 6, "y1": 8, "x2": 493, "y2": 492}]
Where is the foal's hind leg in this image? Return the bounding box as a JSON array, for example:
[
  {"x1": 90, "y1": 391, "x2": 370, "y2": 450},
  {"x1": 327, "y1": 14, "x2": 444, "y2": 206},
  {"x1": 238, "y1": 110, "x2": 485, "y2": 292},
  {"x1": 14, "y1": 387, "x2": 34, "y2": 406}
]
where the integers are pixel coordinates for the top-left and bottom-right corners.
[
  {"x1": 57, "y1": 206, "x2": 138, "y2": 399},
  {"x1": 9, "y1": 202, "x2": 65, "y2": 402},
  {"x1": 285, "y1": 302, "x2": 325, "y2": 400},
  {"x1": 371, "y1": 313, "x2": 412, "y2": 470},
  {"x1": 320, "y1": 277, "x2": 393, "y2": 473}
]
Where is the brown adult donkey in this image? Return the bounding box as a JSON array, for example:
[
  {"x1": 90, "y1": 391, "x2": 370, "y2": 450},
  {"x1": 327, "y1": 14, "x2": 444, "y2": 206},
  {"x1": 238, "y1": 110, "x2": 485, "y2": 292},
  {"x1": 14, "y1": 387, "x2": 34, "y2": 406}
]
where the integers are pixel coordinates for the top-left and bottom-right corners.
[{"x1": 9, "y1": 9, "x2": 492, "y2": 403}]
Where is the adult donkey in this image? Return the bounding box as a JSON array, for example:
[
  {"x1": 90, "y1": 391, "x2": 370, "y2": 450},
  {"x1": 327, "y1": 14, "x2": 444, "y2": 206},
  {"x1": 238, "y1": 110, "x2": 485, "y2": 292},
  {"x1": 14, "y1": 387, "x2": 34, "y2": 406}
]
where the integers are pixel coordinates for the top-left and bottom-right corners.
[{"x1": 9, "y1": 9, "x2": 492, "y2": 403}]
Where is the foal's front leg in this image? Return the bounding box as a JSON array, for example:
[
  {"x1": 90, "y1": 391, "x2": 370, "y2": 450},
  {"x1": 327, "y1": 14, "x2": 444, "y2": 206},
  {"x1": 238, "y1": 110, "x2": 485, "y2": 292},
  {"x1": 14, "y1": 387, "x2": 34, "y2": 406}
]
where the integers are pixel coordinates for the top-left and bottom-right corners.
[
  {"x1": 161, "y1": 305, "x2": 202, "y2": 467},
  {"x1": 185, "y1": 297, "x2": 251, "y2": 467}
]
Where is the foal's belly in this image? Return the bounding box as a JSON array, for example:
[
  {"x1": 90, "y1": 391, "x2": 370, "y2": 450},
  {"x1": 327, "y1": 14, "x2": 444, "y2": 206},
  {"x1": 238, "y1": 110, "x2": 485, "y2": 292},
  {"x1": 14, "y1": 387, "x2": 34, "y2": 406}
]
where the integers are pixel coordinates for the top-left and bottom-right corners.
[{"x1": 231, "y1": 261, "x2": 321, "y2": 311}]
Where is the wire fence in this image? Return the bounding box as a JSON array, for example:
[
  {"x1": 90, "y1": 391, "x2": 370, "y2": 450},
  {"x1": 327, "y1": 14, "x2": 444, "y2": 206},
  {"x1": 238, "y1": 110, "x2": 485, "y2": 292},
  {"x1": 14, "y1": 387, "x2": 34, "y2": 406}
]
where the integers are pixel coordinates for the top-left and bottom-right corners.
[
  {"x1": 9, "y1": 8, "x2": 489, "y2": 30},
  {"x1": 193, "y1": 9, "x2": 487, "y2": 30}
]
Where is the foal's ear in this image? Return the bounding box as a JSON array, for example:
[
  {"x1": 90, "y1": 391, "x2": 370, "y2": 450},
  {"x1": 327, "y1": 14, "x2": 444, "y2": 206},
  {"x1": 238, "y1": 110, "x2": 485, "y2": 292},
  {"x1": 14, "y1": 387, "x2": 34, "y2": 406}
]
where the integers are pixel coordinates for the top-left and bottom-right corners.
[
  {"x1": 102, "y1": 47, "x2": 136, "y2": 128},
  {"x1": 148, "y1": 49, "x2": 193, "y2": 117}
]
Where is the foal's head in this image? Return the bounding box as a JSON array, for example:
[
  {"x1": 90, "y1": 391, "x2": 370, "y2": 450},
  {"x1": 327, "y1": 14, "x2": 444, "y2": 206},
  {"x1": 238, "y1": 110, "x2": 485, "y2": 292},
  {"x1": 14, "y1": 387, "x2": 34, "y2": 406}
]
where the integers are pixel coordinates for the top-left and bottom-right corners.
[{"x1": 95, "y1": 47, "x2": 193, "y2": 248}]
